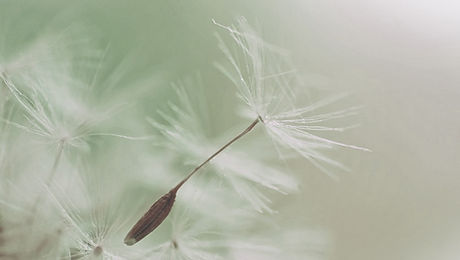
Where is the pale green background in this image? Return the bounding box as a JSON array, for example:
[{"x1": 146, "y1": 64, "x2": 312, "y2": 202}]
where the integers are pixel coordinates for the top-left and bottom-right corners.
[{"x1": 2, "y1": 0, "x2": 459, "y2": 259}]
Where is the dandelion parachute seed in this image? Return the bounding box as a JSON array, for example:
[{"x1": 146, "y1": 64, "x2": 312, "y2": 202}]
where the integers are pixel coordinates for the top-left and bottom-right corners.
[{"x1": 125, "y1": 19, "x2": 368, "y2": 246}]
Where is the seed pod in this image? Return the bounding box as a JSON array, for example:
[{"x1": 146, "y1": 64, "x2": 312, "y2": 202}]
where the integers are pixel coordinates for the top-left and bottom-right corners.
[{"x1": 124, "y1": 188, "x2": 177, "y2": 246}]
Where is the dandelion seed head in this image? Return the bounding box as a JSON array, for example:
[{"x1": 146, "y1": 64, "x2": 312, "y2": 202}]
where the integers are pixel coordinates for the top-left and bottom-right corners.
[
  {"x1": 1, "y1": 59, "x2": 147, "y2": 156},
  {"x1": 45, "y1": 165, "x2": 150, "y2": 259}
]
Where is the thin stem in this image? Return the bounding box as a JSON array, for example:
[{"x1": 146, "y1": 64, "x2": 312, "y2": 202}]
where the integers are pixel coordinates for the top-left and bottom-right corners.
[
  {"x1": 173, "y1": 118, "x2": 260, "y2": 191},
  {"x1": 124, "y1": 118, "x2": 261, "y2": 245}
]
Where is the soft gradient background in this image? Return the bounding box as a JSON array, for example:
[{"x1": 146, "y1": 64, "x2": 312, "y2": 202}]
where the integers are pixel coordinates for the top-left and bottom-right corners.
[{"x1": 3, "y1": 0, "x2": 459, "y2": 259}]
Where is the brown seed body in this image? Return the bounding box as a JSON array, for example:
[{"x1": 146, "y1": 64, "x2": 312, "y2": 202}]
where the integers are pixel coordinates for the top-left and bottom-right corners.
[{"x1": 124, "y1": 189, "x2": 177, "y2": 246}]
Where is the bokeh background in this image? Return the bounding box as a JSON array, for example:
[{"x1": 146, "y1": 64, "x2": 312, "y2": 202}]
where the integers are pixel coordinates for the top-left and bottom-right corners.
[{"x1": 2, "y1": 0, "x2": 460, "y2": 259}]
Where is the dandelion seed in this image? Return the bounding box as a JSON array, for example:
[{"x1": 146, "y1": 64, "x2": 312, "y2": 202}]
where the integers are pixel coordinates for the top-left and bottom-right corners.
[
  {"x1": 43, "y1": 164, "x2": 148, "y2": 260},
  {"x1": 126, "y1": 18, "x2": 369, "y2": 245},
  {"x1": 1, "y1": 56, "x2": 150, "y2": 189}
]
